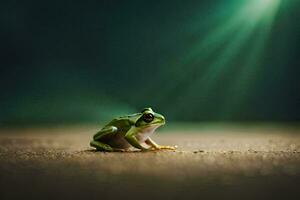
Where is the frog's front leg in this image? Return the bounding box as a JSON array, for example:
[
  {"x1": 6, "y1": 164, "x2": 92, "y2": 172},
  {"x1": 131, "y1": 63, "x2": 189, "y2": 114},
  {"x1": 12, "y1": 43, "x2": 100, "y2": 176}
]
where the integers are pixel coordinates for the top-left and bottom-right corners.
[
  {"x1": 145, "y1": 137, "x2": 177, "y2": 150},
  {"x1": 125, "y1": 128, "x2": 151, "y2": 151}
]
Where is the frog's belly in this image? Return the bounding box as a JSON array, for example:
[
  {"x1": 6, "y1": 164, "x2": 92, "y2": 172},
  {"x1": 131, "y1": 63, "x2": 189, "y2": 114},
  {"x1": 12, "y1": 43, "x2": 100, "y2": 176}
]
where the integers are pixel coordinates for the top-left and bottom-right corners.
[
  {"x1": 135, "y1": 129, "x2": 154, "y2": 143},
  {"x1": 100, "y1": 133, "x2": 131, "y2": 149},
  {"x1": 99, "y1": 129, "x2": 155, "y2": 149}
]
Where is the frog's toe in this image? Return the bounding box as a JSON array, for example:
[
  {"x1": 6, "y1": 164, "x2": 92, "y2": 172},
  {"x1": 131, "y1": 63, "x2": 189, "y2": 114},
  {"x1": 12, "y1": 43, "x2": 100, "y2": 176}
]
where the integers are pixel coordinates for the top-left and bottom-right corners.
[
  {"x1": 140, "y1": 147, "x2": 155, "y2": 152},
  {"x1": 158, "y1": 145, "x2": 177, "y2": 150}
]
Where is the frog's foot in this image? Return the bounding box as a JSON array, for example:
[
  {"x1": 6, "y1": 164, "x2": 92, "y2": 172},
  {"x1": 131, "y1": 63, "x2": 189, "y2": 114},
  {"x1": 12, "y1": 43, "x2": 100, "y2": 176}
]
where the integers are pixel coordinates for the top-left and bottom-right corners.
[
  {"x1": 90, "y1": 140, "x2": 114, "y2": 152},
  {"x1": 154, "y1": 145, "x2": 178, "y2": 151},
  {"x1": 140, "y1": 147, "x2": 154, "y2": 152},
  {"x1": 90, "y1": 141, "x2": 129, "y2": 152}
]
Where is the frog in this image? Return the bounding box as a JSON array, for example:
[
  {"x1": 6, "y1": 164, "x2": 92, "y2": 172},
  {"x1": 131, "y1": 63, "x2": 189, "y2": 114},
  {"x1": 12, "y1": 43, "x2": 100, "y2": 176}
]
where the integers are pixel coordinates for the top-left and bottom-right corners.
[{"x1": 90, "y1": 108, "x2": 177, "y2": 152}]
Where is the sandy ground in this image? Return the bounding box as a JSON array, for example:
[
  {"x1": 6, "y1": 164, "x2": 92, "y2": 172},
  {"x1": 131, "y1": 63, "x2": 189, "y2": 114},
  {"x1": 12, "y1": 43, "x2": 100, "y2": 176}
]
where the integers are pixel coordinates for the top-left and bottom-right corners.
[{"x1": 0, "y1": 125, "x2": 300, "y2": 200}]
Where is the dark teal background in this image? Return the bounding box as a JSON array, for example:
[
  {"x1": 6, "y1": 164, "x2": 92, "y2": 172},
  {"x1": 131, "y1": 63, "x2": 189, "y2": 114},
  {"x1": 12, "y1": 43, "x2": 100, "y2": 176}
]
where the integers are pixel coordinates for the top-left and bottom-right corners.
[{"x1": 1, "y1": 0, "x2": 299, "y2": 125}]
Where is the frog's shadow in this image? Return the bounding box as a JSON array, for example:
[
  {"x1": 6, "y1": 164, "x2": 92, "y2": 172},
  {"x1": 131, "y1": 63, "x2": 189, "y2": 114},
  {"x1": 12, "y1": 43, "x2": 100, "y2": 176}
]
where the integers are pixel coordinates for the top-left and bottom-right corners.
[
  {"x1": 80, "y1": 149, "x2": 150, "y2": 154},
  {"x1": 81, "y1": 149, "x2": 175, "y2": 154}
]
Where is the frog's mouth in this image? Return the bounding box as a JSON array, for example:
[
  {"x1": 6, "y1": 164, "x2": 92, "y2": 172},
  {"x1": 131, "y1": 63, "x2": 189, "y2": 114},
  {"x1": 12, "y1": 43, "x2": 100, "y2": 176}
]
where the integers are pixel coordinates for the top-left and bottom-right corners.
[
  {"x1": 152, "y1": 118, "x2": 165, "y2": 126},
  {"x1": 138, "y1": 121, "x2": 165, "y2": 129},
  {"x1": 156, "y1": 115, "x2": 166, "y2": 125}
]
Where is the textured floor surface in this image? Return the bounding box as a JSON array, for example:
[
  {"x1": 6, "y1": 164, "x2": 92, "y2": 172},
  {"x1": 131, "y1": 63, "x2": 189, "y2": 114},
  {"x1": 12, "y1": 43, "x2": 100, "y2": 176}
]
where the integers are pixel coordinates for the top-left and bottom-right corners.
[{"x1": 0, "y1": 125, "x2": 299, "y2": 200}]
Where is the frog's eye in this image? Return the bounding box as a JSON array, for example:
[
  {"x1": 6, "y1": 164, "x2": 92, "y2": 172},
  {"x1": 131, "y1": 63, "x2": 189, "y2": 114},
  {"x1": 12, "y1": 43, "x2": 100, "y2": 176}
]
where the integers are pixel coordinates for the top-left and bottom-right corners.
[{"x1": 143, "y1": 113, "x2": 154, "y2": 123}]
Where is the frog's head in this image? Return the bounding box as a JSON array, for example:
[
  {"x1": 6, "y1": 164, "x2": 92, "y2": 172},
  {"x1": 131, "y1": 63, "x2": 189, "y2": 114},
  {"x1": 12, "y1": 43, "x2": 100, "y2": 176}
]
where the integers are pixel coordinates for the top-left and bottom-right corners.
[{"x1": 135, "y1": 107, "x2": 165, "y2": 128}]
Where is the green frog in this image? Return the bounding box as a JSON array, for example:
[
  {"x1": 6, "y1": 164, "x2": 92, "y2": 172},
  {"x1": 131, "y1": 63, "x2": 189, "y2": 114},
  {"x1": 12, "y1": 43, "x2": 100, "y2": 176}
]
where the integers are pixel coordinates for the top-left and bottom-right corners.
[{"x1": 90, "y1": 108, "x2": 177, "y2": 152}]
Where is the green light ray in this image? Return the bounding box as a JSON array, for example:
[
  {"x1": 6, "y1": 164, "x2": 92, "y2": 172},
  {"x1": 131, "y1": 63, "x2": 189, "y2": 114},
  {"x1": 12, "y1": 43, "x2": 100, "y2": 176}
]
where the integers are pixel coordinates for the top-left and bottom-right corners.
[
  {"x1": 219, "y1": 0, "x2": 281, "y2": 119},
  {"x1": 181, "y1": 23, "x2": 259, "y2": 99},
  {"x1": 180, "y1": 1, "x2": 263, "y2": 67},
  {"x1": 177, "y1": 0, "x2": 277, "y2": 103},
  {"x1": 154, "y1": 0, "x2": 282, "y2": 115},
  {"x1": 155, "y1": 1, "x2": 259, "y2": 106}
]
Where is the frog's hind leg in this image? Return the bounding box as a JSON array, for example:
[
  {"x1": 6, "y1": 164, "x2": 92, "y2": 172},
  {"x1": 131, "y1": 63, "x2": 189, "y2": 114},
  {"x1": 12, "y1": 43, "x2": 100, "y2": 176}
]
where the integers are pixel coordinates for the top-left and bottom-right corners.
[
  {"x1": 90, "y1": 141, "x2": 126, "y2": 152},
  {"x1": 91, "y1": 126, "x2": 125, "y2": 152},
  {"x1": 93, "y1": 126, "x2": 118, "y2": 140},
  {"x1": 90, "y1": 140, "x2": 114, "y2": 152}
]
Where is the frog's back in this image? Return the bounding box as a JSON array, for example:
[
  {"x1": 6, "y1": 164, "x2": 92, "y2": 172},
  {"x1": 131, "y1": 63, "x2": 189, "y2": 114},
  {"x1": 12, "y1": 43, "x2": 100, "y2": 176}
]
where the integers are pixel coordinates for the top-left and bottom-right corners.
[
  {"x1": 104, "y1": 118, "x2": 131, "y2": 134},
  {"x1": 103, "y1": 113, "x2": 138, "y2": 133}
]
